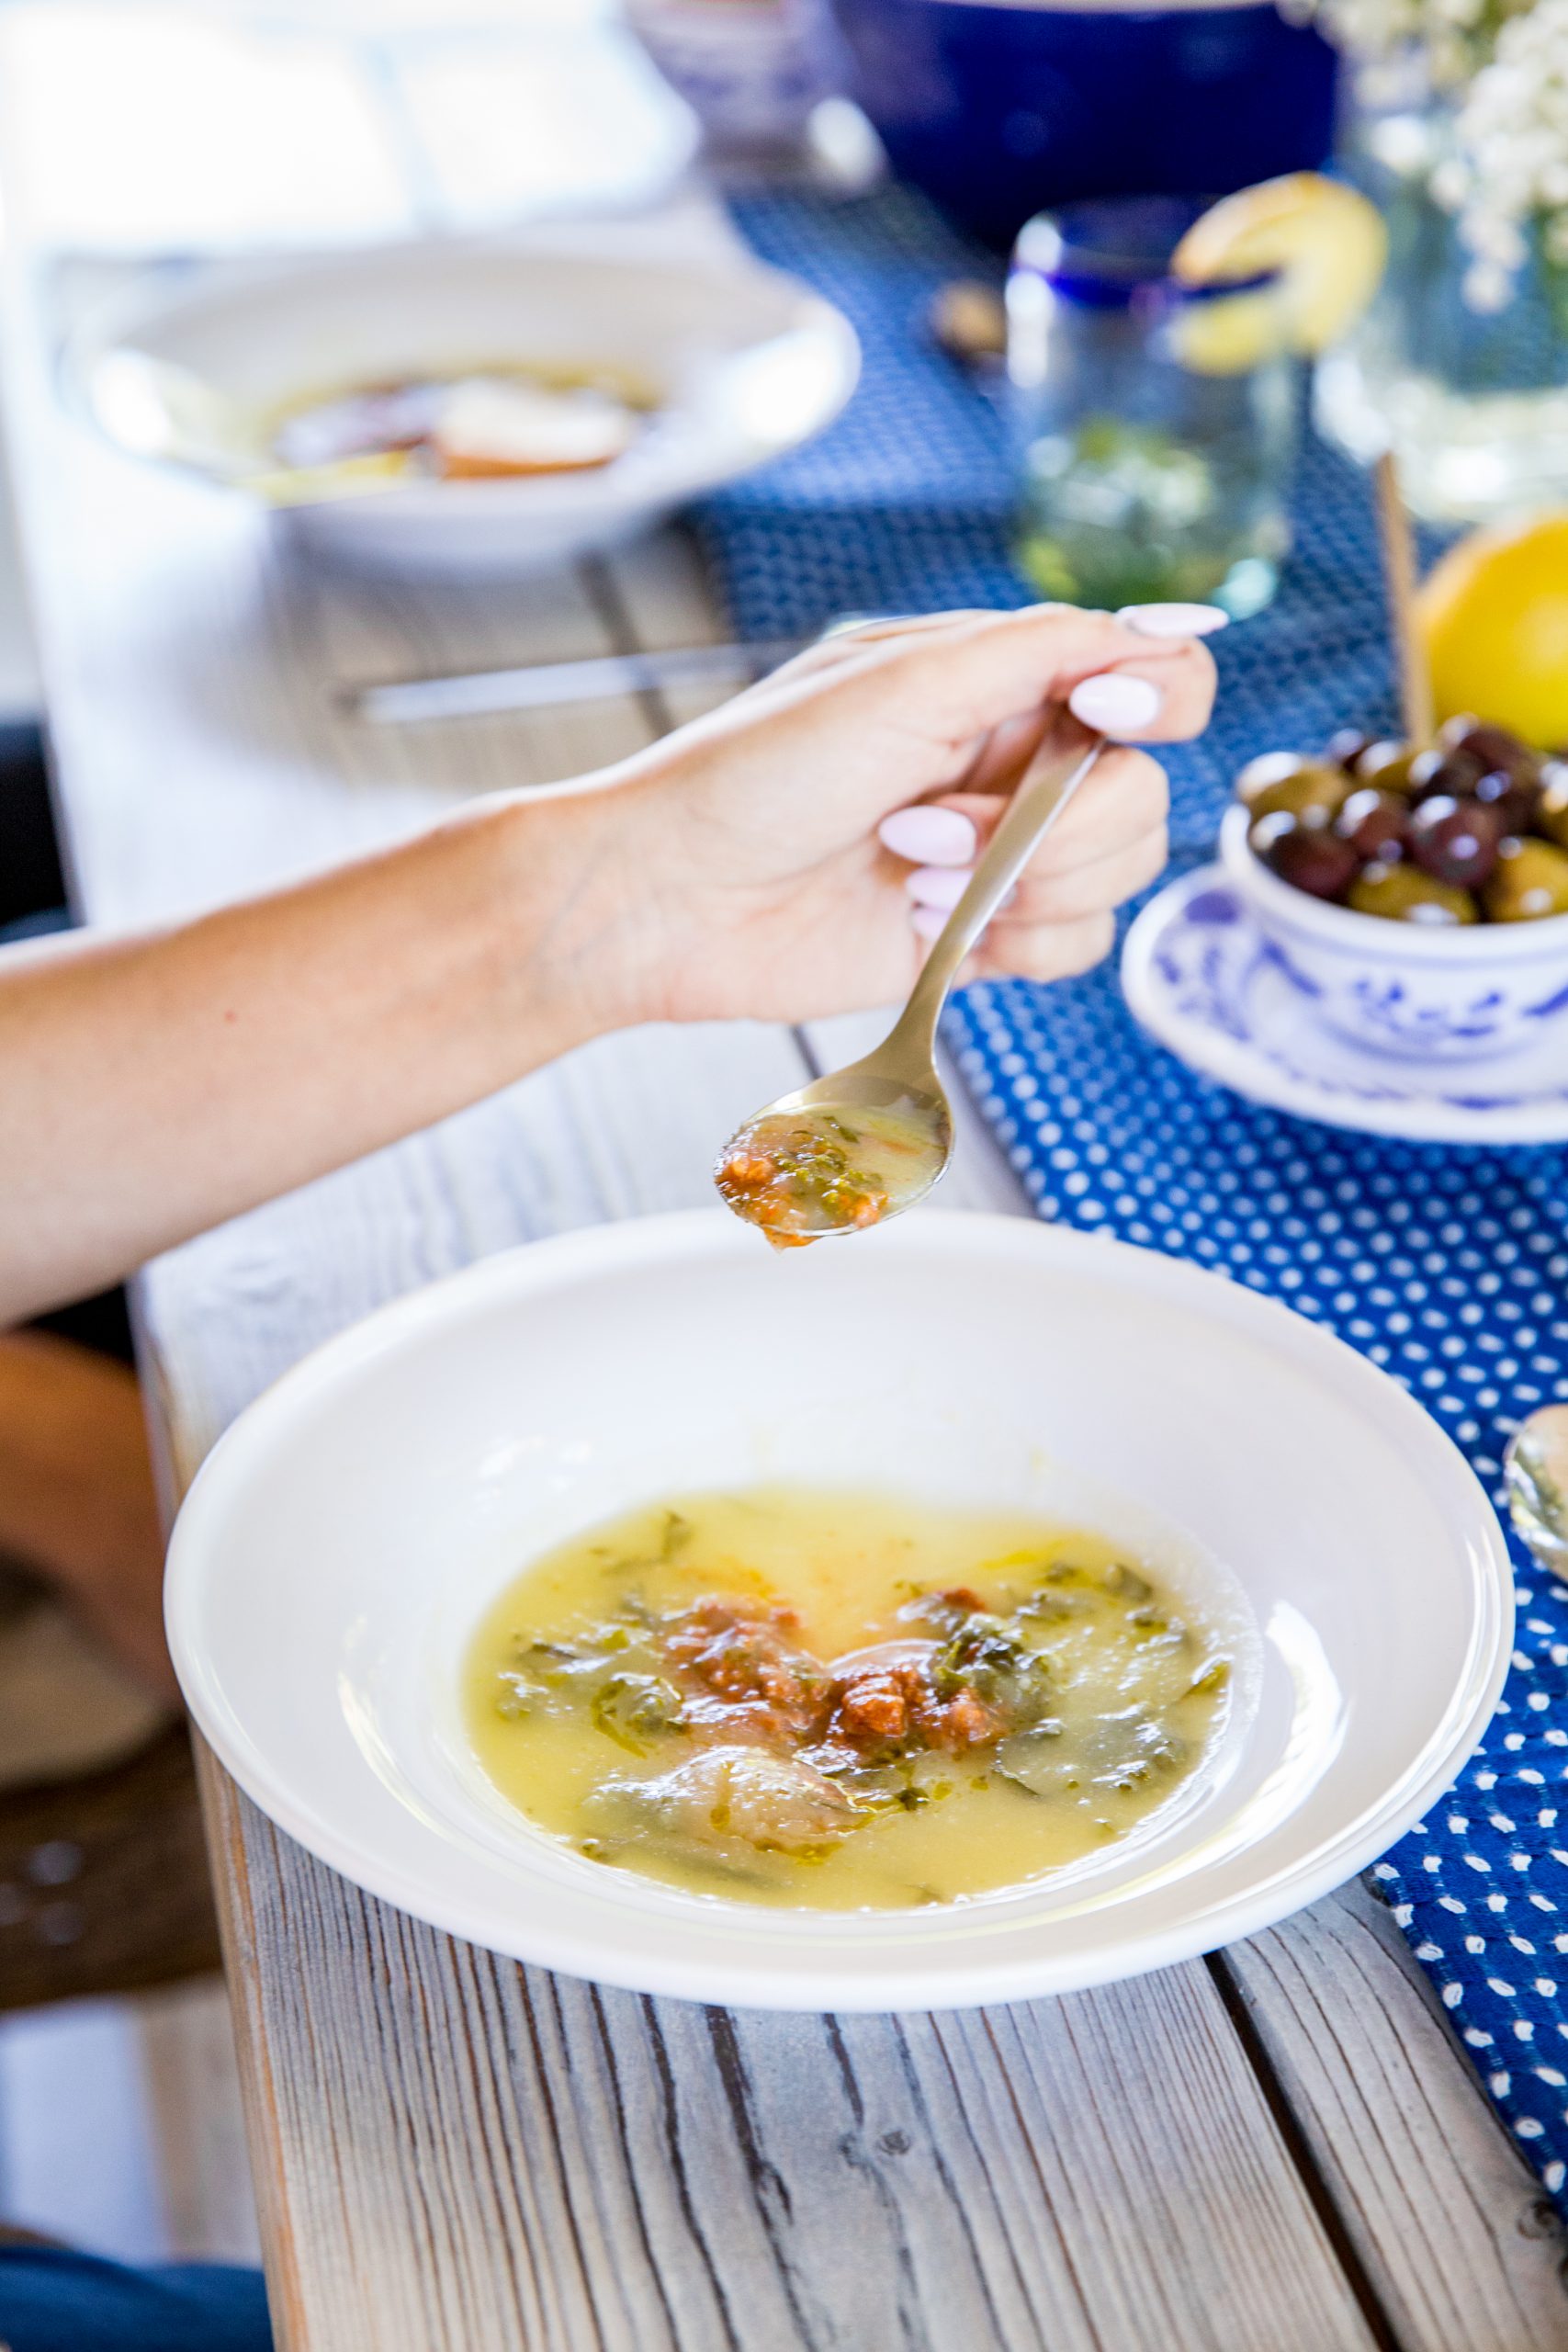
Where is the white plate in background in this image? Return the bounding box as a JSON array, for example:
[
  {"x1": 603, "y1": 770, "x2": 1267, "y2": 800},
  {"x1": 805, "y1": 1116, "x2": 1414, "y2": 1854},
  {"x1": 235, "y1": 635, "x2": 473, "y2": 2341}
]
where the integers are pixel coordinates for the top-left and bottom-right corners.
[{"x1": 69, "y1": 236, "x2": 859, "y2": 573}]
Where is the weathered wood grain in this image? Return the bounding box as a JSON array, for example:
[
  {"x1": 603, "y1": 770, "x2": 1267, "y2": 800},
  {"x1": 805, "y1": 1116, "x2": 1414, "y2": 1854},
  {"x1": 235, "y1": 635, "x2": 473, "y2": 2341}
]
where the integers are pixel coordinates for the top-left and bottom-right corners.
[
  {"x1": 200, "y1": 1769, "x2": 1381, "y2": 2352},
  {"x1": 1220, "y1": 1878, "x2": 1568, "y2": 2351}
]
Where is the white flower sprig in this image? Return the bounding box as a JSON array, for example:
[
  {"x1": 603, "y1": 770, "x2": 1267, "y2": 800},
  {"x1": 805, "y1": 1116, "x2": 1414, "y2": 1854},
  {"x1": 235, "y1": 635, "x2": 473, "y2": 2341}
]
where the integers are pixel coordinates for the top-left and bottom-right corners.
[
  {"x1": 1293, "y1": 0, "x2": 1568, "y2": 309},
  {"x1": 1293, "y1": 0, "x2": 1525, "y2": 91},
  {"x1": 1431, "y1": 0, "x2": 1568, "y2": 306}
]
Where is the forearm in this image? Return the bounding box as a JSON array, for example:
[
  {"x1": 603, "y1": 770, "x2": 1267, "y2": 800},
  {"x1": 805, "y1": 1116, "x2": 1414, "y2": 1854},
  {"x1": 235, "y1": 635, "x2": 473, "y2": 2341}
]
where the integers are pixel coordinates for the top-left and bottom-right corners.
[{"x1": 0, "y1": 786, "x2": 640, "y2": 1322}]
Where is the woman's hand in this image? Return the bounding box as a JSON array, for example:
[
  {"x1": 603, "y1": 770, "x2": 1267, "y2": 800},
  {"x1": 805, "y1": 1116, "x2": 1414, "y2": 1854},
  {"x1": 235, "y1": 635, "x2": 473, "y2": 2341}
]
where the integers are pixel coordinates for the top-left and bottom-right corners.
[
  {"x1": 0, "y1": 599, "x2": 1216, "y2": 1326},
  {"x1": 592, "y1": 603, "x2": 1218, "y2": 1027}
]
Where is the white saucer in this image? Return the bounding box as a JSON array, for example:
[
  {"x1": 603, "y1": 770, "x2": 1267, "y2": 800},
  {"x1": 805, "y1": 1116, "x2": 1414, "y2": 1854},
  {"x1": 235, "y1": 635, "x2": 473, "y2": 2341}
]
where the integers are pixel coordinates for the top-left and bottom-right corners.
[{"x1": 1123, "y1": 865, "x2": 1568, "y2": 1146}]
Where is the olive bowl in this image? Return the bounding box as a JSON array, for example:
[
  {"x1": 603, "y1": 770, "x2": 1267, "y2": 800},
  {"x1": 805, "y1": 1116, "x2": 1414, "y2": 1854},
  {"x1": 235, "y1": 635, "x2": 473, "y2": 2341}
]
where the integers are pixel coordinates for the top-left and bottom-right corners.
[
  {"x1": 164, "y1": 1209, "x2": 1508, "y2": 2013},
  {"x1": 1220, "y1": 805, "x2": 1568, "y2": 1064}
]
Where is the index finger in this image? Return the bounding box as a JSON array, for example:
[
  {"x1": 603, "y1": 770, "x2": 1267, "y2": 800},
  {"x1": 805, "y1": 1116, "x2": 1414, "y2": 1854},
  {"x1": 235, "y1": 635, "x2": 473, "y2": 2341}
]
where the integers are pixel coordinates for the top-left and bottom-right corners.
[{"x1": 825, "y1": 605, "x2": 1217, "y2": 752}]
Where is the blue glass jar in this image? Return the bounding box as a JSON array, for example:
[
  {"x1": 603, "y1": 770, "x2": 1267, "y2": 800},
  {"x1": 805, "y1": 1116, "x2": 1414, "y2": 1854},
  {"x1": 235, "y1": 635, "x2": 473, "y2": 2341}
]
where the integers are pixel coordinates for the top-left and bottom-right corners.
[{"x1": 1009, "y1": 198, "x2": 1297, "y2": 616}]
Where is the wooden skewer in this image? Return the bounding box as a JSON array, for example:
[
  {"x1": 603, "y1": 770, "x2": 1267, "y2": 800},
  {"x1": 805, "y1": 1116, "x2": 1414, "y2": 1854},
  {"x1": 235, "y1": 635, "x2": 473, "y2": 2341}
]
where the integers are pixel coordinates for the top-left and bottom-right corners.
[{"x1": 1373, "y1": 448, "x2": 1434, "y2": 743}]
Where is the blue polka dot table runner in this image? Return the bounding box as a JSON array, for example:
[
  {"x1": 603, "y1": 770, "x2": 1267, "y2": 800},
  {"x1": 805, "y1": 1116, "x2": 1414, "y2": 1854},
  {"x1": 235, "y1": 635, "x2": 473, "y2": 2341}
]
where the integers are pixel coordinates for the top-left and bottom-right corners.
[{"x1": 704, "y1": 186, "x2": 1568, "y2": 2199}]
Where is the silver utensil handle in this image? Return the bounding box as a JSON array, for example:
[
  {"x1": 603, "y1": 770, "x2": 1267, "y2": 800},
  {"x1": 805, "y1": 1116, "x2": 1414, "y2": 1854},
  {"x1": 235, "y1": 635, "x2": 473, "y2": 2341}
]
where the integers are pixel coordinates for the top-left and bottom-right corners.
[
  {"x1": 354, "y1": 638, "x2": 804, "y2": 723},
  {"x1": 886, "y1": 723, "x2": 1106, "y2": 1059}
]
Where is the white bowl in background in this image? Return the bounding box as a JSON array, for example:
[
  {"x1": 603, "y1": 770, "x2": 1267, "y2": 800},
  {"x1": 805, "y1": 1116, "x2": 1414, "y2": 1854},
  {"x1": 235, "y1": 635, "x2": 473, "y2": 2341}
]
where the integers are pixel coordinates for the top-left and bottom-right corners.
[
  {"x1": 164, "y1": 1210, "x2": 1509, "y2": 2013},
  {"x1": 68, "y1": 239, "x2": 860, "y2": 574},
  {"x1": 1221, "y1": 804, "x2": 1568, "y2": 1064}
]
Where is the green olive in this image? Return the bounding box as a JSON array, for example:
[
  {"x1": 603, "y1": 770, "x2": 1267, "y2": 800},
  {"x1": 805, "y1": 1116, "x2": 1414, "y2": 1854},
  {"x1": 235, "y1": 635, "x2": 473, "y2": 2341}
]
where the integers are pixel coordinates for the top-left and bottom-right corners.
[
  {"x1": 1235, "y1": 750, "x2": 1308, "y2": 800},
  {"x1": 1482, "y1": 835, "x2": 1568, "y2": 922},
  {"x1": 1348, "y1": 863, "x2": 1479, "y2": 925},
  {"x1": 1235, "y1": 754, "x2": 1350, "y2": 824},
  {"x1": 1353, "y1": 740, "x2": 1420, "y2": 797},
  {"x1": 1534, "y1": 762, "x2": 1568, "y2": 850}
]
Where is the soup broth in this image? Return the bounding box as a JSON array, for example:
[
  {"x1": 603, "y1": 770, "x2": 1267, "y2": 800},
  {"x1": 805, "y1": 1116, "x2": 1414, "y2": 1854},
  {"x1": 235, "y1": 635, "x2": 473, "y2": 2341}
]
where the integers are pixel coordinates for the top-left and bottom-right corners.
[
  {"x1": 715, "y1": 1107, "x2": 942, "y2": 1246},
  {"x1": 267, "y1": 364, "x2": 647, "y2": 484},
  {"x1": 464, "y1": 1487, "x2": 1231, "y2": 1909}
]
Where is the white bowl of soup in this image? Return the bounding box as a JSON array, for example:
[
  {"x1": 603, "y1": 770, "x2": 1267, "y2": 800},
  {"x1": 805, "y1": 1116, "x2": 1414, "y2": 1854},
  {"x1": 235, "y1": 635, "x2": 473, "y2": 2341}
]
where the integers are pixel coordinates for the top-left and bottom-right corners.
[
  {"x1": 67, "y1": 239, "x2": 859, "y2": 574},
  {"x1": 165, "y1": 1211, "x2": 1510, "y2": 2012}
]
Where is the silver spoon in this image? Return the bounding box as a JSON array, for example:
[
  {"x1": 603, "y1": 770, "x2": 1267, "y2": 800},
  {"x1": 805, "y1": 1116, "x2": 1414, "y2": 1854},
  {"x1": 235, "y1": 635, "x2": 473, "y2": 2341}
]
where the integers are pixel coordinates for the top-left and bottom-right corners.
[
  {"x1": 1506, "y1": 1406, "x2": 1568, "y2": 1579},
  {"x1": 714, "y1": 717, "x2": 1105, "y2": 1243}
]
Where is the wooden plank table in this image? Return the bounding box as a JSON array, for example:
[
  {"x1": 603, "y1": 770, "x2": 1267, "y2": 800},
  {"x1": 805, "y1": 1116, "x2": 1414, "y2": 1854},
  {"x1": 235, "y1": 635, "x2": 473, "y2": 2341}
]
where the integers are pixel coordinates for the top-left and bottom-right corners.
[{"x1": 3, "y1": 39, "x2": 1566, "y2": 2351}]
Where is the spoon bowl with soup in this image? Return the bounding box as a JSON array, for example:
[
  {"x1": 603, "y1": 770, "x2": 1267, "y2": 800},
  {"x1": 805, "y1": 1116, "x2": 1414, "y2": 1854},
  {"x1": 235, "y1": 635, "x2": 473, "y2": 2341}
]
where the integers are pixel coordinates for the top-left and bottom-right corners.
[{"x1": 716, "y1": 720, "x2": 1105, "y2": 1245}]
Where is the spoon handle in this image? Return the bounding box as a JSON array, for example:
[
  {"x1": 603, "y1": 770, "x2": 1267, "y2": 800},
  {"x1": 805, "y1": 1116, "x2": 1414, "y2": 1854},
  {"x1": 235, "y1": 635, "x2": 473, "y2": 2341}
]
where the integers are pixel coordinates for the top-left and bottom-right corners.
[{"x1": 885, "y1": 721, "x2": 1106, "y2": 1061}]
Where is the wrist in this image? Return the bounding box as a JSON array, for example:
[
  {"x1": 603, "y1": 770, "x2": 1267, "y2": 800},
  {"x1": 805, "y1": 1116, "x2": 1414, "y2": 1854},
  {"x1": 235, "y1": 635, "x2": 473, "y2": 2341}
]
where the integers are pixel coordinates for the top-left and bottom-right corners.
[{"x1": 481, "y1": 776, "x2": 667, "y2": 1052}]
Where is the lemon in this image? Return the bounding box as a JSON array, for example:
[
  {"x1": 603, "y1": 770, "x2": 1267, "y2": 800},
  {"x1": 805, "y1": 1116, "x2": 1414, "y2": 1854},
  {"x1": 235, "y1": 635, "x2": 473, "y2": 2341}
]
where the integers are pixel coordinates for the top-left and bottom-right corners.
[
  {"x1": 1169, "y1": 173, "x2": 1387, "y2": 374},
  {"x1": 1416, "y1": 512, "x2": 1568, "y2": 748},
  {"x1": 1170, "y1": 286, "x2": 1291, "y2": 378}
]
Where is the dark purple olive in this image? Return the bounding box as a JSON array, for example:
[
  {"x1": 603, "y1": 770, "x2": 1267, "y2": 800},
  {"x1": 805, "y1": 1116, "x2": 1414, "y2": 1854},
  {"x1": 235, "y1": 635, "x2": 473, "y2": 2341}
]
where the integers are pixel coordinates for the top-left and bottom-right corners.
[
  {"x1": 1251, "y1": 811, "x2": 1360, "y2": 899},
  {"x1": 1472, "y1": 765, "x2": 1540, "y2": 834},
  {"x1": 1439, "y1": 714, "x2": 1539, "y2": 779},
  {"x1": 1408, "y1": 794, "x2": 1506, "y2": 888},
  {"x1": 1406, "y1": 745, "x2": 1487, "y2": 803},
  {"x1": 1353, "y1": 739, "x2": 1417, "y2": 795},
  {"x1": 1325, "y1": 726, "x2": 1373, "y2": 775},
  {"x1": 1335, "y1": 786, "x2": 1410, "y2": 862}
]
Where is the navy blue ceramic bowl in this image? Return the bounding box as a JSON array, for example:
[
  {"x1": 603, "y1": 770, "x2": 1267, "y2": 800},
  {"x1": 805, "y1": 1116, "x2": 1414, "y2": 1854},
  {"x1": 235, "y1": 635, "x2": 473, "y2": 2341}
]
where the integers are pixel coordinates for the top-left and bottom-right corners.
[{"x1": 826, "y1": 0, "x2": 1338, "y2": 249}]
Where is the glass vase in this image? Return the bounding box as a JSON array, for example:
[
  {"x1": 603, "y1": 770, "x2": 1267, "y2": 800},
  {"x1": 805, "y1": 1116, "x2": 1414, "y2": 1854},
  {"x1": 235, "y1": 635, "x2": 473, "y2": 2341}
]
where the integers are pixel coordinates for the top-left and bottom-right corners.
[{"x1": 1316, "y1": 104, "x2": 1568, "y2": 523}]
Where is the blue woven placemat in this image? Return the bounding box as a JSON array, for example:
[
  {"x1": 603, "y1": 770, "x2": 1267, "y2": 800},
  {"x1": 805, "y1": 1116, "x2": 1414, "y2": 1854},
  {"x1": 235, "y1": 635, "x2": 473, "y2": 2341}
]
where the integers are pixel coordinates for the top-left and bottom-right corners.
[{"x1": 704, "y1": 185, "x2": 1568, "y2": 2198}]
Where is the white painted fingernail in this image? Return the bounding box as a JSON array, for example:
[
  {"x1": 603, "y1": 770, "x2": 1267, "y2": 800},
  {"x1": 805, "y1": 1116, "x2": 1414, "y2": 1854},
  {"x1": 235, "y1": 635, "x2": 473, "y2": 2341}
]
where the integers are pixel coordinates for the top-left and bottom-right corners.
[
  {"x1": 1115, "y1": 603, "x2": 1230, "y2": 639},
  {"x1": 910, "y1": 902, "x2": 950, "y2": 941},
  {"x1": 878, "y1": 805, "x2": 978, "y2": 865},
  {"x1": 1067, "y1": 673, "x2": 1164, "y2": 734},
  {"x1": 906, "y1": 864, "x2": 972, "y2": 911}
]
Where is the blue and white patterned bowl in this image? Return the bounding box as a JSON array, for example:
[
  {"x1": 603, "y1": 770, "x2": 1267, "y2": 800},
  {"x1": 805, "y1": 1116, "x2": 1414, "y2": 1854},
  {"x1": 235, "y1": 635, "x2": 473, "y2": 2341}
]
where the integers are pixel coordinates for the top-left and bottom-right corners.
[{"x1": 1220, "y1": 806, "x2": 1568, "y2": 1065}]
